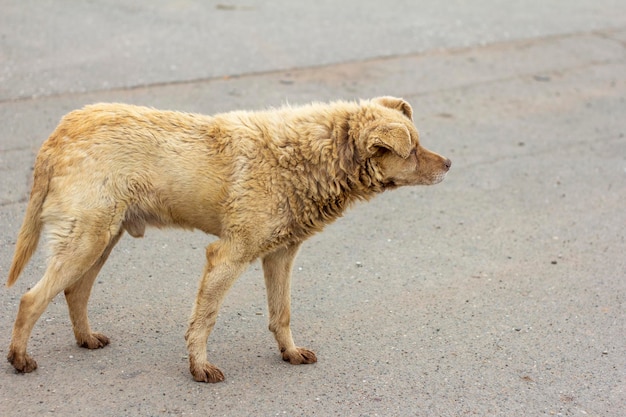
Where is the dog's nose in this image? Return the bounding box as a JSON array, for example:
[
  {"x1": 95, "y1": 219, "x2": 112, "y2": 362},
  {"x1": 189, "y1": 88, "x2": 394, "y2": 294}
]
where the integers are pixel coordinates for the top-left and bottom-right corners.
[{"x1": 444, "y1": 158, "x2": 452, "y2": 170}]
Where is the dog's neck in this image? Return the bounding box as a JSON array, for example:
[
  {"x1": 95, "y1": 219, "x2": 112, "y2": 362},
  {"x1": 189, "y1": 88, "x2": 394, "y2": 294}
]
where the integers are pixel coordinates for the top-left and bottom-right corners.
[{"x1": 291, "y1": 115, "x2": 386, "y2": 226}]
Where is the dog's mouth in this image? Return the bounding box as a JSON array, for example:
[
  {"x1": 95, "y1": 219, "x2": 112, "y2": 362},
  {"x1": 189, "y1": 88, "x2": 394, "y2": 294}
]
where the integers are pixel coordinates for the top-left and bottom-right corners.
[
  {"x1": 382, "y1": 180, "x2": 399, "y2": 190},
  {"x1": 428, "y1": 157, "x2": 451, "y2": 185},
  {"x1": 430, "y1": 171, "x2": 448, "y2": 185}
]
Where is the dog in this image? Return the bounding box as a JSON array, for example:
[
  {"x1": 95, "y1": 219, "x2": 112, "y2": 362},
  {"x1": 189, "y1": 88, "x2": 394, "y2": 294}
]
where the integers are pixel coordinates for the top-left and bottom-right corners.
[{"x1": 6, "y1": 97, "x2": 450, "y2": 382}]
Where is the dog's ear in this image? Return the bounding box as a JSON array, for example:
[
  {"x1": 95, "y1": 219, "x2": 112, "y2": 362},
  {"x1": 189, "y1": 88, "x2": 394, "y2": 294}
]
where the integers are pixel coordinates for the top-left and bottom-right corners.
[
  {"x1": 373, "y1": 96, "x2": 413, "y2": 121},
  {"x1": 364, "y1": 123, "x2": 412, "y2": 159}
]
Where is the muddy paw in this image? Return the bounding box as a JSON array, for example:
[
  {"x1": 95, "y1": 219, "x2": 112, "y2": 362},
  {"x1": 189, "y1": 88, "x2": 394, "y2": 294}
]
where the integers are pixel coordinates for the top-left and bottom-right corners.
[
  {"x1": 7, "y1": 351, "x2": 38, "y2": 373},
  {"x1": 282, "y1": 347, "x2": 317, "y2": 365},
  {"x1": 78, "y1": 332, "x2": 110, "y2": 349},
  {"x1": 189, "y1": 360, "x2": 225, "y2": 383}
]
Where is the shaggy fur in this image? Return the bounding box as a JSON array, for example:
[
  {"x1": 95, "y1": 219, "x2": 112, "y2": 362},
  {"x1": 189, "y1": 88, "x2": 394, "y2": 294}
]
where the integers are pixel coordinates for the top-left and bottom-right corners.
[{"x1": 6, "y1": 97, "x2": 450, "y2": 382}]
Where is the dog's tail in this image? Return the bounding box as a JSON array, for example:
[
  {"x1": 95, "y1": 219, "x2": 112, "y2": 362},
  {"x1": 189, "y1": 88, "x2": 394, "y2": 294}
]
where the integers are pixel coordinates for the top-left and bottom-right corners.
[{"x1": 6, "y1": 156, "x2": 51, "y2": 287}]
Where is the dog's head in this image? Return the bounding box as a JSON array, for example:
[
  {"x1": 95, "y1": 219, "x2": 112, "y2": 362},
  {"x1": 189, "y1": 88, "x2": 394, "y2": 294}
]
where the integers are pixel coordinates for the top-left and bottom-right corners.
[{"x1": 357, "y1": 96, "x2": 451, "y2": 188}]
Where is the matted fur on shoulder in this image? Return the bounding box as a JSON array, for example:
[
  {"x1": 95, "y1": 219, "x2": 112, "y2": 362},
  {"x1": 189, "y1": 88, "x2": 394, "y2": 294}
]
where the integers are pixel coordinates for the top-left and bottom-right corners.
[{"x1": 213, "y1": 100, "x2": 384, "y2": 236}]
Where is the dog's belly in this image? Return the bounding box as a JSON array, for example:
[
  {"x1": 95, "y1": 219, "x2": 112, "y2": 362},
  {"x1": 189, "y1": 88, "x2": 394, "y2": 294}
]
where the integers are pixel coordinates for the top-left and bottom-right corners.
[{"x1": 121, "y1": 185, "x2": 226, "y2": 238}]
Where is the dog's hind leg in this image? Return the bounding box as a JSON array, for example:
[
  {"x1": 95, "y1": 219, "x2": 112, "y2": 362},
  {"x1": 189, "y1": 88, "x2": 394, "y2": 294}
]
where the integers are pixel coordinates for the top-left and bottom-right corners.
[
  {"x1": 185, "y1": 239, "x2": 251, "y2": 383},
  {"x1": 7, "y1": 217, "x2": 118, "y2": 373},
  {"x1": 262, "y1": 243, "x2": 317, "y2": 365},
  {"x1": 64, "y1": 229, "x2": 123, "y2": 349}
]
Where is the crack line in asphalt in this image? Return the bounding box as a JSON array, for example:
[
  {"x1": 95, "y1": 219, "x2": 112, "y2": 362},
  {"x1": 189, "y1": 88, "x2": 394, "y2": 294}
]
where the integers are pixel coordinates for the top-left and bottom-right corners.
[
  {"x1": 0, "y1": 27, "x2": 624, "y2": 105},
  {"x1": 0, "y1": 196, "x2": 29, "y2": 207},
  {"x1": 0, "y1": 145, "x2": 36, "y2": 154},
  {"x1": 405, "y1": 57, "x2": 625, "y2": 100}
]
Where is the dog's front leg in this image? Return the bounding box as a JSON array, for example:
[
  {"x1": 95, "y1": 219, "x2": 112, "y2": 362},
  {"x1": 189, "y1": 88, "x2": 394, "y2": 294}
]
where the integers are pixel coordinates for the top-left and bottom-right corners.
[
  {"x1": 185, "y1": 240, "x2": 249, "y2": 382},
  {"x1": 262, "y1": 243, "x2": 317, "y2": 365}
]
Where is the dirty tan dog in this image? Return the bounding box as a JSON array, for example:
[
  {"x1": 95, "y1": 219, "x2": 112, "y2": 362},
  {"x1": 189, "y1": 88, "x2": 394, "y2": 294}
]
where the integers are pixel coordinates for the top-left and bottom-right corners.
[{"x1": 6, "y1": 97, "x2": 450, "y2": 382}]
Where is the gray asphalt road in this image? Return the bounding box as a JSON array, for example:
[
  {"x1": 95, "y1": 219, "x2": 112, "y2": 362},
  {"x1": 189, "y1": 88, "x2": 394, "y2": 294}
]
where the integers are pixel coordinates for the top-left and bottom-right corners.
[{"x1": 1, "y1": 1, "x2": 625, "y2": 416}]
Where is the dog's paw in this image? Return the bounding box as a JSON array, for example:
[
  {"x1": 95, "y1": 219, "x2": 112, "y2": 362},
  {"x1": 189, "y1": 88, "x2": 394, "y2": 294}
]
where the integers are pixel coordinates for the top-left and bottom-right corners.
[
  {"x1": 282, "y1": 347, "x2": 317, "y2": 365},
  {"x1": 189, "y1": 361, "x2": 225, "y2": 383},
  {"x1": 7, "y1": 351, "x2": 38, "y2": 373},
  {"x1": 78, "y1": 332, "x2": 110, "y2": 349}
]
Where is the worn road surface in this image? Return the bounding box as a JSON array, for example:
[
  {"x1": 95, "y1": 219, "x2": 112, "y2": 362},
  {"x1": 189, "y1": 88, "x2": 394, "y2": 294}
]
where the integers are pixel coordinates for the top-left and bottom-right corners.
[{"x1": 1, "y1": 1, "x2": 625, "y2": 416}]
